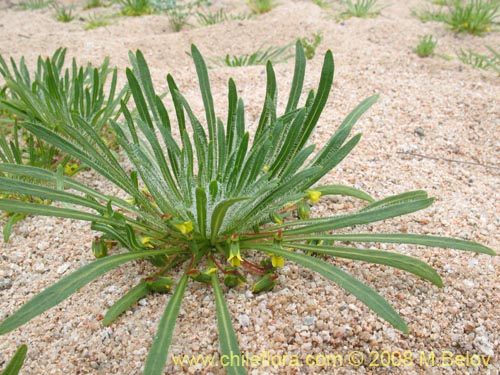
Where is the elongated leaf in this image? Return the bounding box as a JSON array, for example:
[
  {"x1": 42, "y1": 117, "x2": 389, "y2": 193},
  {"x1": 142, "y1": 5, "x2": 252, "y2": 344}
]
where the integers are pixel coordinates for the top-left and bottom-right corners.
[
  {"x1": 290, "y1": 233, "x2": 496, "y2": 256},
  {"x1": 259, "y1": 246, "x2": 408, "y2": 332},
  {"x1": 211, "y1": 197, "x2": 250, "y2": 242},
  {"x1": 361, "y1": 190, "x2": 428, "y2": 212},
  {"x1": 0, "y1": 178, "x2": 105, "y2": 212},
  {"x1": 196, "y1": 187, "x2": 207, "y2": 237},
  {"x1": 103, "y1": 281, "x2": 149, "y2": 326},
  {"x1": 285, "y1": 41, "x2": 306, "y2": 113},
  {"x1": 2, "y1": 213, "x2": 25, "y2": 242},
  {"x1": 0, "y1": 249, "x2": 179, "y2": 335},
  {"x1": 2, "y1": 344, "x2": 27, "y2": 375},
  {"x1": 314, "y1": 184, "x2": 374, "y2": 202},
  {"x1": 191, "y1": 45, "x2": 216, "y2": 142},
  {"x1": 280, "y1": 198, "x2": 435, "y2": 235},
  {"x1": 143, "y1": 274, "x2": 188, "y2": 375},
  {"x1": 282, "y1": 243, "x2": 443, "y2": 286},
  {"x1": 294, "y1": 50, "x2": 334, "y2": 151},
  {"x1": 211, "y1": 272, "x2": 246, "y2": 375},
  {"x1": 0, "y1": 200, "x2": 116, "y2": 225}
]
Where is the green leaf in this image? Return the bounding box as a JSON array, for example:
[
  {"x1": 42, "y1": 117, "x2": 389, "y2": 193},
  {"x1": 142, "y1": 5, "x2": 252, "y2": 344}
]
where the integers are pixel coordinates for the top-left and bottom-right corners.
[
  {"x1": 0, "y1": 178, "x2": 105, "y2": 212},
  {"x1": 1, "y1": 344, "x2": 27, "y2": 375},
  {"x1": 314, "y1": 184, "x2": 374, "y2": 202},
  {"x1": 280, "y1": 197, "x2": 435, "y2": 235},
  {"x1": 2, "y1": 213, "x2": 26, "y2": 243},
  {"x1": 196, "y1": 187, "x2": 207, "y2": 237},
  {"x1": 294, "y1": 49, "x2": 334, "y2": 151},
  {"x1": 293, "y1": 233, "x2": 496, "y2": 256},
  {"x1": 283, "y1": 243, "x2": 443, "y2": 287},
  {"x1": 285, "y1": 41, "x2": 306, "y2": 113},
  {"x1": 191, "y1": 44, "x2": 217, "y2": 180},
  {"x1": 0, "y1": 200, "x2": 116, "y2": 225},
  {"x1": 0, "y1": 249, "x2": 180, "y2": 335},
  {"x1": 211, "y1": 197, "x2": 250, "y2": 243},
  {"x1": 211, "y1": 272, "x2": 247, "y2": 375},
  {"x1": 361, "y1": 190, "x2": 428, "y2": 212},
  {"x1": 103, "y1": 281, "x2": 149, "y2": 326},
  {"x1": 143, "y1": 274, "x2": 188, "y2": 375},
  {"x1": 260, "y1": 246, "x2": 408, "y2": 332}
]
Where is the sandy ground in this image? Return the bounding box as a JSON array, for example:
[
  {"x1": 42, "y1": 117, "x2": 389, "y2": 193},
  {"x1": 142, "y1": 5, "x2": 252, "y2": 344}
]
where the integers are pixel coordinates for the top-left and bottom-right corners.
[{"x1": 0, "y1": 0, "x2": 499, "y2": 374}]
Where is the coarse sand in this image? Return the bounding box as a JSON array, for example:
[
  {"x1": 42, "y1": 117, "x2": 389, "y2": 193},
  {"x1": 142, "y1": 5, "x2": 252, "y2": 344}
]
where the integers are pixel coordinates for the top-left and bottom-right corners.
[{"x1": 0, "y1": 0, "x2": 499, "y2": 374}]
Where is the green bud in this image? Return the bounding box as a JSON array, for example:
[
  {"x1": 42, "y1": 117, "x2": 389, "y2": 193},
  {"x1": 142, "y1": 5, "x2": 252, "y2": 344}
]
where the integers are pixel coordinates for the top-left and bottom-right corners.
[
  {"x1": 251, "y1": 274, "x2": 278, "y2": 293},
  {"x1": 223, "y1": 267, "x2": 246, "y2": 288},
  {"x1": 92, "y1": 236, "x2": 107, "y2": 259},
  {"x1": 297, "y1": 201, "x2": 310, "y2": 220},
  {"x1": 224, "y1": 273, "x2": 240, "y2": 288},
  {"x1": 187, "y1": 268, "x2": 216, "y2": 284},
  {"x1": 145, "y1": 276, "x2": 174, "y2": 293}
]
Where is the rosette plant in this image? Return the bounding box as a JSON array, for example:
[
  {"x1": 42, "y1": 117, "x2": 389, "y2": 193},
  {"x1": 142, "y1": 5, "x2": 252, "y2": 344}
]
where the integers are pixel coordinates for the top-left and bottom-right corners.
[{"x1": 0, "y1": 43, "x2": 495, "y2": 375}]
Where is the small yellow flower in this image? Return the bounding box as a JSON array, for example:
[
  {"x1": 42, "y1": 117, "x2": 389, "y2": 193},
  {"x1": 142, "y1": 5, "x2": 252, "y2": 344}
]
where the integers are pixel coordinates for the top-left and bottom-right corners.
[
  {"x1": 174, "y1": 221, "x2": 193, "y2": 234},
  {"x1": 271, "y1": 255, "x2": 285, "y2": 268},
  {"x1": 228, "y1": 235, "x2": 243, "y2": 267},
  {"x1": 140, "y1": 237, "x2": 154, "y2": 248},
  {"x1": 307, "y1": 190, "x2": 322, "y2": 203},
  {"x1": 64, "y1": 163, "x2": 78, "y2": 175}
]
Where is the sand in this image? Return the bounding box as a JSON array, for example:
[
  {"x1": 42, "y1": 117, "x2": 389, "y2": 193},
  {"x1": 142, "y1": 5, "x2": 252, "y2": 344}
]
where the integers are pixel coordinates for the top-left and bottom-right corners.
[{"x1": 0, "y1": 0, "x2": 499, "y2": 374}]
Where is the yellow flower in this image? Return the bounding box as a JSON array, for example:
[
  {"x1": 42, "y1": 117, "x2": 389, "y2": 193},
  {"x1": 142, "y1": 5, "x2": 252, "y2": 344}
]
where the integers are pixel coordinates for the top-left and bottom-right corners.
[
  {"x1": 140, "y1": 237, "x2": 154, "y2": 248},
  {"x1": 228, "y1": 237, "x2": 243, "y2": 267},
  {"x1": 174, "y1": 221, "x2": 193, "y2": 234},
  {"x1": 271, "y1": 255, "x2": 285, "y2": 268},
  {"x1": 64, "y1": 163, "x2": 78, "y2": 175},
  {"x1": 307, "y1": 190, "x2": 322, "y2": 203}
]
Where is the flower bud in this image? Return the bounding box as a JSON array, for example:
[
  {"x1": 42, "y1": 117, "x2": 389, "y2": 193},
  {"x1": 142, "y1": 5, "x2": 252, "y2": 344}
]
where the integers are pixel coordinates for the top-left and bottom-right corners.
[
  {"x1": 297, "y1": 201, "x2": 310, "y2": 220},
  {"x1": 145, "y1": 276, "x2": 174, "y2": 293},
  {"x1": 187, "y1": 268, "x2": 216, "y2": 284},
  {"x1": 92, "y1": 236, "x2": 107, "y2": 259},
  {"x1": 251, "y1": 274, "x2": 278, "y2": 293}
]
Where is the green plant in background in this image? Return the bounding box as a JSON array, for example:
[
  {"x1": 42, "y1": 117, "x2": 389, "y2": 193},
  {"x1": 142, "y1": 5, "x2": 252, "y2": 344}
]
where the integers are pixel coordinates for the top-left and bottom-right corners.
[
  {"x1": 84, "y1": 13, "x2": 112, "y2": 30},
  {"x1": 53, "y1": 4, "x2": 76, "y2": 22},
  {"x1": 214, "y1": 44, "x2": 294, "y2": 67},
  {"x1": 84, "y1": 0, "x2": 107, "y2": 9},
  {"x1": 0, "y1": 43, "x2": 495, "y2": 375},
  {"x1": 312, "y1": 0, "x2": 333, "y2": 9},
  {"x1": 119, "y1": 0, "x2": 153, "y2": 16},
  {"x1": 445, "y1": 0, "x2": 500, "y2": 34},
  {"x1": 166, "y1": 7, "x2": 191, "y2": 31},
  {"x1": 0, "y1": 344, "x2": 27, "y2": 375},
  {"x1": 341, "y1": 0, "x2": 385, "y2": 18},
  {"x1": 458, "y1": 45, "x2": 500, "y2": 73},
  {"x1": 299, "y1": 32, "x2": 323, "y2": 60},
  {"x1": 247, "y1": 0, "x2": 275, "y2": 14},
  {"x1": 414, "y1": 34, "x2": 438, "y2": 57},
  {"x1": 414, "y1": 0, "x2": 500, "y2": 35},
  {"x1": 0, "y1": 48, "x2": 127, "y2": 240},
  {"x1": 151, "y1": 0, "x2": 211, "y2": 31},
  {"x1": 0, "y1": 48, "x2": 126, "y2": 144},
  {"x1": 196, "y1": 7, "x2": 228, "y2": 25},
  {"x1": 195, "y1": 8, "x2": 253, "y2": 25},
  {"x1": 18, "y1": 0, "x2": 53, "y2": 10}
]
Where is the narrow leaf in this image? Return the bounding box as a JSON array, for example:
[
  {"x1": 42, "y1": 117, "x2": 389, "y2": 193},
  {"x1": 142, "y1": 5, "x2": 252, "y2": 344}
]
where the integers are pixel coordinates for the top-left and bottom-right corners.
[
  {"x1": 211, "y1": 272, "x2": 247, "y2": 375},
  {"x1": 143, "y1": 274, "x2": 188, "y2": 375},
  {"x1": 2, "y1": 344, "x2": 27, "y2": 375},
  {"x1": 260, "y1": 246, "x2": 408, "y2": 332},
  {"x1": 103, "y1": 281, "x2": 149, "y2": 326},
  {"x1": 0, "y1": 249, "x2": 179, "y2": 335}
]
